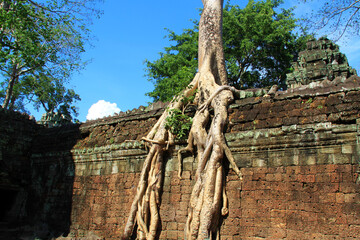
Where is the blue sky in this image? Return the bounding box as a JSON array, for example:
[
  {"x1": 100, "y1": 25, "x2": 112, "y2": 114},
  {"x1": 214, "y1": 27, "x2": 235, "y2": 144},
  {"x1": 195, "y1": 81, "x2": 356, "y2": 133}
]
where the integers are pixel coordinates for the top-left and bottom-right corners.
[
  {"x1": 65, "y1": 0, "x2": 206, "y2": 122},
  {"x1": 30, "y1": 0, "x2": 360, "y2": 122}
]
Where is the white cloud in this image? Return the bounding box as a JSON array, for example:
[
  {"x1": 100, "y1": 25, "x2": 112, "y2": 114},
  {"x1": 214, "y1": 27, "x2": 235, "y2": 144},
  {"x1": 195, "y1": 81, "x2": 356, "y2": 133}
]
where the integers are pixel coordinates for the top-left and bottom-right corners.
[{"x1": 86, "y1": 100, "x2": 121, "y2": 120}]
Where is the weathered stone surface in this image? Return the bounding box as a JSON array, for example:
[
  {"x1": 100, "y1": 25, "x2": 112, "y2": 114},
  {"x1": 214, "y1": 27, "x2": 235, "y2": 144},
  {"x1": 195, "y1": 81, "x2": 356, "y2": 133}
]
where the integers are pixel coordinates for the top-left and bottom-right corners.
[
  {"x1": 1, "y1": 75, "x2": 360, "y2": 239},
  {"x1": 286, "y1": 37, "x2": 357, "y2": 88}
]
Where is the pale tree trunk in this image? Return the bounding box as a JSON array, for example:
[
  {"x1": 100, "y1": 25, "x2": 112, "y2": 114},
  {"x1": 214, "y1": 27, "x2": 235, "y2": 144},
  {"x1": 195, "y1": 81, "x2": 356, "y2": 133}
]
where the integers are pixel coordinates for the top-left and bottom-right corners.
[
  {"x1": 122, "y1": 0, "x2": 242, "y2": 239},
  {"x1": 2, "y1": 63, "x2": 19, "y2": 109},
  {"x1": 184, "y1": 1, "x2": 239, "y2": 239},
  {"x1": 198, "y1": 0, "x2": 227, "y2": 86}
]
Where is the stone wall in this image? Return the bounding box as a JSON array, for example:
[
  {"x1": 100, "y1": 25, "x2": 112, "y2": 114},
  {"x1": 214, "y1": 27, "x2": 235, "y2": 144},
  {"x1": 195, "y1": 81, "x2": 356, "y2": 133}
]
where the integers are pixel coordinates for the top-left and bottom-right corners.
[
  {"x1": 1, "y1": 77, "x2": 360, "y2": 239},
  {"x1": 286, "y1": 37, "x2": 357, "y2": 88},
  {"x1": 0, "y1": 109, "x2": 38, "y2": 227},
  {"x1": 0, "y1": 109, "x2": 37, "y2": 188}
]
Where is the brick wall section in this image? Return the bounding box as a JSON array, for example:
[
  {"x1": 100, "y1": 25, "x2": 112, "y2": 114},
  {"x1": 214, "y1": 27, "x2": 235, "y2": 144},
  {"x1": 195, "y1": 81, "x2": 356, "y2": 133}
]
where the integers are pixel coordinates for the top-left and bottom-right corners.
[
  {"x1": 1, "y1": 78, "x2": 360, "y2": 239},
  {"x1": 66, "y1": 168, "x2": 196, "y2": 239},
  {"x1": 69, "y1": 173, "x2": 139, "y2": 238},
  {"x1": 228, "y1": 76, "x2": 360, "y2": 132},
  {"x1": 0, "y1": 108, "x2": 38, "y2": 188},
  {"x1": 65, "y1": 162, "x2": 359, "y2": 239},
  {"x1": 221, "y1": 165, "x2": 359, "y2": 239},
  {"x1": 76, "y1": 107, "x2": 162, "y2": 148}
]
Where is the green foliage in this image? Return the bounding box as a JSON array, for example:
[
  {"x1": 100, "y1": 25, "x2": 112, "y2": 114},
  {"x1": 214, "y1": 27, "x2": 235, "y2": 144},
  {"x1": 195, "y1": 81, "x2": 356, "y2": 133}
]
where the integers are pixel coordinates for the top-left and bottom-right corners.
[
  {"x1": 305, "y1": 98, "x2": 313, "y2": 104},
  {"x1": 145, "y1": 0, "x2": 311, "y2": 102},
  {"x1": 223, "y1": 0, "x2": 310, "y2": 89},
  {"x1": 165, "y1": 109, "x2": 193, "y2": 141},
  {"x1": 28, "y1": 73, "x2": 81, "y2": 119},
  {"x1": 0, "y1": 0, "x2": 102, "y2": 120},
  {"x1": 145, "y1": 27, "x2": 198, "y2": 102},
  {"x1": 181, "y1": 91, "x2": 196, "y2": 106}
]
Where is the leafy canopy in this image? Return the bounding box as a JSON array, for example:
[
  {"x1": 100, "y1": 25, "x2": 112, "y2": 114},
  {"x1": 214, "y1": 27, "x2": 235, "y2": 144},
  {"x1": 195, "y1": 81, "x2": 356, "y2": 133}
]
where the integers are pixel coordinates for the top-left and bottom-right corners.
[
  {"x1": 145, "y1": 27, "x2": 198, "y2": 102},
  {"x1": 145, "y1": 0, "x2": 310, "y2": 102},
  {"x1": 0, "y1": 0, "x2": 102, "y2": 120}
]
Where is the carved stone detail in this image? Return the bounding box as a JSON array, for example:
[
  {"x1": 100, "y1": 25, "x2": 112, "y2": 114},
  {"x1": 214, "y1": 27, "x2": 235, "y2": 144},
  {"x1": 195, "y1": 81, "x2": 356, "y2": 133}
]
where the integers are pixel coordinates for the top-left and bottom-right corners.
[{"x1": 286, "y1": 37, "x2": 357, "y2": 88}]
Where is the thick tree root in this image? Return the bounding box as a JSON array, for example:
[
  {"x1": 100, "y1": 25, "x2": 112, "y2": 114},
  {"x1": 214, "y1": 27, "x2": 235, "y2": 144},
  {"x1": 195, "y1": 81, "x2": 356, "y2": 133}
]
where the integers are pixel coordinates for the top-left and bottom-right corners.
[
  {"x1": 122, "y1": 77, "x2": 199, "y2": 239},
  {"x1": 122, "y1": 66, "x2": 244, "y2": 239},
  {"x1": 122, "y1": 144, "x2": 163, "y2": 240},
  {"x1": 123, "y1": 1, "x2": 248, "y2": 239},
  {"x1": 183, "y1": 72, "x2": 236, "y2": 239}
]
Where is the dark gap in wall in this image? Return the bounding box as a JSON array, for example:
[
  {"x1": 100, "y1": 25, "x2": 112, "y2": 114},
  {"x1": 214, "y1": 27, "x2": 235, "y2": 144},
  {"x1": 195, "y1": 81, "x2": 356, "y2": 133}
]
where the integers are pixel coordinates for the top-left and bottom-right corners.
[
  {"x1": 332, "y1": 119, "x2": 356, "y2": 125},
  {"x1": 0, "y1": 188, "x2": 18, "y2": 222}
]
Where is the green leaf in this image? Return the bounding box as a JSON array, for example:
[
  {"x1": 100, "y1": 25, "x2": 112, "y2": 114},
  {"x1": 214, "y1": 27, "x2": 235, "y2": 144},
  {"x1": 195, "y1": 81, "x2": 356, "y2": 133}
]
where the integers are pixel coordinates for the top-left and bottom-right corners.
[
  {"x1": 145, "y1": 0, "x2": 312, "y2": 102},
  {"x1": 0, "y1": 0, "x2": 102, "y2": 120}
]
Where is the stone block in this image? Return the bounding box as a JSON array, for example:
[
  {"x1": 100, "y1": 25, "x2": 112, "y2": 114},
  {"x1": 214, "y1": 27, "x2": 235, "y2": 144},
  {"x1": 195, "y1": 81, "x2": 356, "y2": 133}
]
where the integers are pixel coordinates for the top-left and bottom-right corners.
[
  {"x1": 301, "y1": 155, "x2": 317, "y2": 165},
  {"x1": 170, "y1": 185, "x2": 181, "y2": 194},
  {"x1": 346, "y1": 213, "x2": 360, "y2": 225},
  {"x1": 240, "y1": 217, "x2": 254, "y2": 227},
  {"x1": 167, "y1": 222, "x2": 177, "y2": 230},
  {"x1": 253, "y1": 190, "x2": 270, "y2": 200},
  {"x1": 252, "y1": 158, "x2": 267, "y2": 167},
  {"x1": 342, "y1": 144, "x2": 354, "y2": 154},
  {"x1": 170, "y1": 193, "x2": 181, "y2": 203},
  {"x1": 111, "y1": 164, "x2": 118, "y2": 174},
  {"x1": 253, "y1": 226, "x2": 269, "y2": 238},
  {"x1": 240, "y1": 197, "x2": 258, "y2": 209},
  {"x1": 268, "y1": 227, "x2": 286, "y2": 239},
  {"x1": 166, "y1": 230, "x2": 179, "y2": 239},
  {"x1": 319, "y1": 193, "x2": 336, "y2": 203},
  {"x1": 331, "y1": 153, "x2": 351, "y2": 164},
  {"x1": 317, "y1": 154, "x2": 330, "y2": 164},
  {"x1": 315, "y1": 173, "x2": 331, "y2": 182},
  {"x1": 270, "y1": 209, "x2": 287, "y2": 219},
  {"x1": 344, "y1": 193, "x2": 359, "y2": 203},
  {"x1": 237, "y1": 226, "x2": 255, "y2": 237},
  {"x1": 233, "y1": 154, "x2": 252, "y2": 168}
]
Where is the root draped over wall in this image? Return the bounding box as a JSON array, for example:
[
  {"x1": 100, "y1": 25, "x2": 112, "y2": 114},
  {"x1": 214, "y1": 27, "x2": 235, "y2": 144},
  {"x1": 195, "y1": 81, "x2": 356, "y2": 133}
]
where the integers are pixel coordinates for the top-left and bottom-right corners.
[{"x1": 122, "y1": 0, "x2": 244, "y2": 239}]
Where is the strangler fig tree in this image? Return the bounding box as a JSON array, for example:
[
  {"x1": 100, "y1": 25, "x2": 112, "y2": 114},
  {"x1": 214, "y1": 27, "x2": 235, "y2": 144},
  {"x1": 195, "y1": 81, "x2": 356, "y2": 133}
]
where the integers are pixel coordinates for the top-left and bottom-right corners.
[{"x1": 122, "y1": 0, "x2": 272, "y2": 239}]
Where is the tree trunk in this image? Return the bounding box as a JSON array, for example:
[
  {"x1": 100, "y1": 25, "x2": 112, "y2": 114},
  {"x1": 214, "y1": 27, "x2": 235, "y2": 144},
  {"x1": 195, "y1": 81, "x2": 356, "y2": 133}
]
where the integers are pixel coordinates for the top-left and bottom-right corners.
[
  {"x1": 2, "y1": 63, "x2": 19, "y2": 109},
  {"x1": 122, "y1": 1, "x2": 242, "y2": 239},
  {"x1": 198, "y1": 0, "x2": 227, "y2": 86}
]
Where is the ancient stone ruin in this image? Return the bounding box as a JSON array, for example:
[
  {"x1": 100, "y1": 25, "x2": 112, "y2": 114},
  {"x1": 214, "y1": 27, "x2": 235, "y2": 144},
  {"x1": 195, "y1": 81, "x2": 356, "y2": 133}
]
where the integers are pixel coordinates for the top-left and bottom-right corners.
[
  {"x1": 0, "y1": 38, "x2": 360, "y2": 239},
  {"x1": 37, "y1": 111, "x2": 72, "y2": 128},
  {"x1": 286, "y1": 37, "x2": 357, "y2": 88}
]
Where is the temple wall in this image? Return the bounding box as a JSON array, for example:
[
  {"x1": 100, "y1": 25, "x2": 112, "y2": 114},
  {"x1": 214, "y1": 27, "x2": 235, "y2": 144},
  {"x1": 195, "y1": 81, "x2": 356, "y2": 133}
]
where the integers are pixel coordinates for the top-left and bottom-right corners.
[{"x1": 1, "y1": 77, "x2": 360, "y2": 239}]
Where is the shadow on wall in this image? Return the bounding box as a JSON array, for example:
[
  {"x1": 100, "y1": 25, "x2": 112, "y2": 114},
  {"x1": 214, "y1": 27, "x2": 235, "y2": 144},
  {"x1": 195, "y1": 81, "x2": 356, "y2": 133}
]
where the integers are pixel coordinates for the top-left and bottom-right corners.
[
  {"x1": 0, "y1": 110, "x2": 81, "y2": 240},
  {"x1": 26, "y1": 124, "x2": 81, "y2": 239}
]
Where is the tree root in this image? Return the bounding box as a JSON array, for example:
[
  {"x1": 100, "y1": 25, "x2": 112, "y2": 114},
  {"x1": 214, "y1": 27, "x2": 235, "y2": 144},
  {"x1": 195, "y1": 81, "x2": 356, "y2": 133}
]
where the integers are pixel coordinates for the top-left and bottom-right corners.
[
  {"x1": 184, "y1": 77, "x2": 236, "y2": 239},
  {"x1": 123, "y1": 69, "x2": 242, "y2": 239},
  {"x1": 123, "y1": 1, "x2": 246, "y2": 239},
  {"x1": 141, "y1": 137, "x2": 167, "y2": 146},
  {"x1": 122, "y1": 144, "x2": 163, "y2": 240},
  {"x1": 122, "y1": 76, "x2": 199, "y2": 240}
]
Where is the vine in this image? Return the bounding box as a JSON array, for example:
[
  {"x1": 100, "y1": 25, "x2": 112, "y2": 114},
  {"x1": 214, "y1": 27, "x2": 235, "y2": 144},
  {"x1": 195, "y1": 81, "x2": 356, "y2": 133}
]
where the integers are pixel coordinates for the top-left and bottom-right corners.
[{"x1": 165, "y1": 108, "x2": 193, "y2": 141}]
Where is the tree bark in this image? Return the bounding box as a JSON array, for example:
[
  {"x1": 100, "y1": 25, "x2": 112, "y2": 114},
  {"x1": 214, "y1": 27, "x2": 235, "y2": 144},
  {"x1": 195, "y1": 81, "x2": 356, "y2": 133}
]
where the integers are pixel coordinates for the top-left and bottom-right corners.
[
  {"x1": 122, "y1": 1, "x2": 241, "y2": 239},
  {"x1": 198, "y1": 0, "x2": 227, "y2": 86},
  {"x1": 2, "y1": 63, "x2": 18, "y2": 109}
]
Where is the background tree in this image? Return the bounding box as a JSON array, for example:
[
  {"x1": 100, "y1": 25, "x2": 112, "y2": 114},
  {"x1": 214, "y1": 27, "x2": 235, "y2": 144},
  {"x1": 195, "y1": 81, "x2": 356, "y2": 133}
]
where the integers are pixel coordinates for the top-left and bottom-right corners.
[
  {"x1": 145, "y1": 0, "x2": 310, "y2": 102},
  {"x1": 0, "y1": 0, "x2": 102, "y2": 120},
  {"x1": 223, "y1": 0, "x2": 309, "y2": 89},
  {"x1": 301, "y1": 0, "x2": 360, "y2": 41},
  {"x1": 25, "y1": 73, "x2": 81, "y2": 119},
  {"x1": 145, "y1": 27, "x2": 198, "y2": 102}
]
